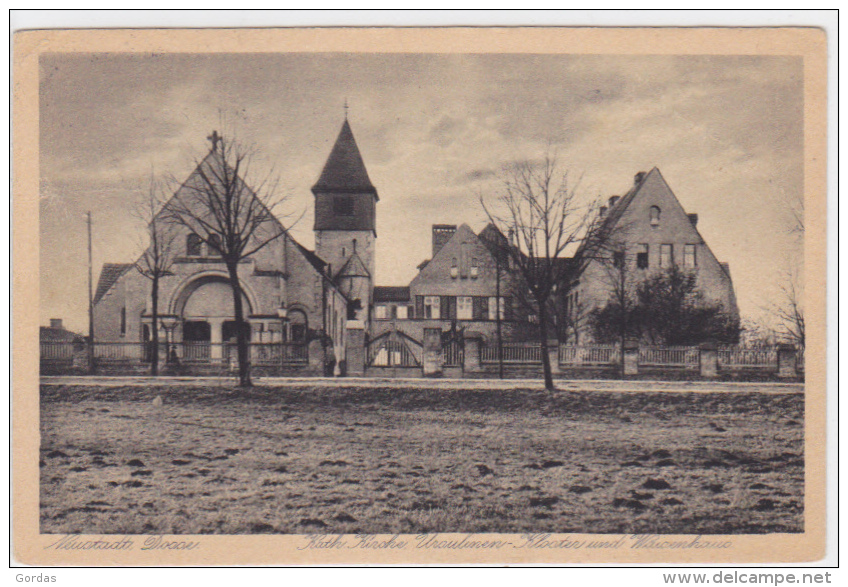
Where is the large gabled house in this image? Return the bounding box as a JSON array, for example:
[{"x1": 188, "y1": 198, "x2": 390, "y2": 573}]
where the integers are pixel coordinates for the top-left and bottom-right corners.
[{"x1": 562, "y1": 167, "x2": 739, "y2": 343}]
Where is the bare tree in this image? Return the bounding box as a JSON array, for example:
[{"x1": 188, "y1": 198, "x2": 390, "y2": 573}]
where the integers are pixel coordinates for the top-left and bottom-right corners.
[
  {"x1": 481, "y1": 152, "x2": 599, "y2": 390},
  {"x1": 588, "y1": 240, "x2": 640, "y2": 370},
  {"x1": 774, "y1": 264, "x2": 805, "y2": 348},
  {"x1": 162, "y1": 132, "x2": 290, "y2": 387},
  {"x1": 134, "y1": 175, "x2": 179, "y2": 376}
]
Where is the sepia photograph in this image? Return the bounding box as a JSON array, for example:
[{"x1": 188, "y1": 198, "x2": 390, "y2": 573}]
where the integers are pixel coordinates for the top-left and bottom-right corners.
[{"x1": 14, "y1": 25, "x2": 828, "y2": 565}]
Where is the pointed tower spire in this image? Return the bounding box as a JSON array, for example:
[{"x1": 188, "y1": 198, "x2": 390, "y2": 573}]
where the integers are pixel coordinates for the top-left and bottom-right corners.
[{"x1": 312, "y1": 118, "x2": 377, "y2": 197}]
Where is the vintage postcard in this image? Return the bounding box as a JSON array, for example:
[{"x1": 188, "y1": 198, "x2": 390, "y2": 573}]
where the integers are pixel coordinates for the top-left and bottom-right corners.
[{"x1": 13, "y1": 26, "x2": 827, "y2": 565}]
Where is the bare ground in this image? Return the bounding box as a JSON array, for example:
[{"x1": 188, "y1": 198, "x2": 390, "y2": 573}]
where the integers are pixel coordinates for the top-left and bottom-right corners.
[{"x1": 39, "y1": 384, "x2": 804, "y2": 535}]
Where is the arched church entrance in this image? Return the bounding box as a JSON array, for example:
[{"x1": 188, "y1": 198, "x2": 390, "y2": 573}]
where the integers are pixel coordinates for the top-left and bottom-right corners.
[{"x1": 172, "y1": 274, "x2": 253, "y2": 361}]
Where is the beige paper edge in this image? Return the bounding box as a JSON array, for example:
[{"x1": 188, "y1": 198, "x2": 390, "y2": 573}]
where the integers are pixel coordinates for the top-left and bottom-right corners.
[{"x1": 12, "y1": 26, "x2": 828, "y2": 566}]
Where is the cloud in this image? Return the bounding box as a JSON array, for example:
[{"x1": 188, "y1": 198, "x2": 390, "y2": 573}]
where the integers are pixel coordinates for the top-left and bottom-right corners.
[{"x1": 39, "y1": 53, "x2": 803, "y2": 331}]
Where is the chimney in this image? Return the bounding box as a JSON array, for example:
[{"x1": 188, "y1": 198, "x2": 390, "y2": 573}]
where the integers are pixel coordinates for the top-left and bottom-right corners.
[
  {"x1": 49, "y1": 318, "x2": 63, "y2": 330},
  {"x1": 608, "y1": 195, "x2": 620, "y2": 208},
  {"x1": 432, "y1": 224, "x2": 457, "y2": 258},
  {"x1": 688, "y1": 213, "x2": 699, "y2": 227},
  {"x1": 634, "y1": 171, "x2": 646, "y2": 185},
  {"x1": 599, "y1": 206, "x2": 608, "y2": 218}
]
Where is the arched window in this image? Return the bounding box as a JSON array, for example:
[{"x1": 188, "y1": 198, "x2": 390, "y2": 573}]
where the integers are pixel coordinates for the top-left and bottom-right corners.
[
  {"x1": 650, "y1": 206, "x2": 661, "y2": 226},
  {"x1": 207, "y1": 234, "x2": 221, "y2": 256},
  {"x1": 352, "y1": 238, "x2": 358, "y2": 253},
  {"x1": 186, "y1": 233, "x2": 202, "y2": 256}
]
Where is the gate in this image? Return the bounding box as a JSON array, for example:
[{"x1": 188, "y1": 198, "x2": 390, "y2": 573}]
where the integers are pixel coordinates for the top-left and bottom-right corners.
[
  {"x1": 366, "y1": 330, "x2": 422, "y2": 368},
  {"x1": 441, "y1": 328, "x2": 465, "y2": 368}
]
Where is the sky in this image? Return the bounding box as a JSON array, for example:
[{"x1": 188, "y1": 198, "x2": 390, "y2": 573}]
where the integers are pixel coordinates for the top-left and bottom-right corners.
[{"x1": 39, "y1": 53, "x2": 804, "y2": 333}]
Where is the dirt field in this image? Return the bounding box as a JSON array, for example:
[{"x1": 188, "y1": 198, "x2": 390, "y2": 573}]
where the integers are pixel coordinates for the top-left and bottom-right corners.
[{"x1": 39, "y1": 384, "x2": 804, "y2": 535}]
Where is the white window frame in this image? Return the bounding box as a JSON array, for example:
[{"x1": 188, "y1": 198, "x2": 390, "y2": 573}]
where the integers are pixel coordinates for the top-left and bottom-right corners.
[
  {"x1": 424, "y1": 296, "x2": 440, "y2": 319},
  {"x1": 375, "y1": 305, "x2": 388, "y2": 320},
  {"x1": 396, "y1": 305, "x2": 408, "y2": 320},
  {"x1": 684, "y1": 244, "x2": 697, "y2": 268},
  {"x1": 660, "y1": 244, "x2": 673, "y2": 268},
  {"x1": 488, "y1": 296, "x2": 505, "y2": 320},
  {"x1": 457, "y1": 296, "x2": 473, "y2": 320}
]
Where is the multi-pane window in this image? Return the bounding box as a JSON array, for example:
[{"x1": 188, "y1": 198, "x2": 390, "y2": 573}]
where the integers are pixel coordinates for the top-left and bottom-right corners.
[
  {"x1": 684, "y1": 244, "x2": 697, "y2": 268},
  {"x1": 186, "y1": 233, "x2": 203, "y2": 256},
  {"x1": 375, "y1": 305, "x2": 388, "y2": 320},
  {"x1": 488, "y1": 296, "x2": 506, "y2": 320},
  {"x1": 424, "y1": 296, "x2": 441, "y2": 319},
  {"x1": 396, "y1": 305, "x2": 408, "y2": 320},
  {"x1": 333, "y1": 196, "x2": 354, "y2": 216},
  {"x1": 660, "y1": 244, "x2": 673, "y2": 268},
  {"x1": 457, "y1": 296, "x2": 473, "y2": 320},
  {"x1": 636, "y1": 244, "x2": 649, "y2": 269}
]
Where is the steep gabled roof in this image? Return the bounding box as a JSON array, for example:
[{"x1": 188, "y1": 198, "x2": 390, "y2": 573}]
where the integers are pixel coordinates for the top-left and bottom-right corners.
[
  {"x1": 335, "y1": 252, "x2": 371, "y2": 279},
  {"x1": 374, "y1": 286, "x2": 411, "y2": 303},
  {"x1": 93, "y1": 263, "x2": 133, "y2": 305},
  {"x1": 312, "y1": 119, "x2": 378, "y2": 197}
]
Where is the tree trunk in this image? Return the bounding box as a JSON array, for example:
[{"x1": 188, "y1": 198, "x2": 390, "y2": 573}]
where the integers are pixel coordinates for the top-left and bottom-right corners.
[
  {"x1": 227, "y1": 263, "x2": 252, "y2": 387},
  {"x1": 150, "y1": 274, "x2": 159, "y2": 376},
  {"x1": 538, "y1": 299, "x2": 554, "y2": 391}
]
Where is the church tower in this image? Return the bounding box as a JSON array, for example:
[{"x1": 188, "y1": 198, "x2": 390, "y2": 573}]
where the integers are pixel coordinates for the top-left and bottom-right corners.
[{"x1": 312, "y1": 117, "x2": 378, "y2": 323}]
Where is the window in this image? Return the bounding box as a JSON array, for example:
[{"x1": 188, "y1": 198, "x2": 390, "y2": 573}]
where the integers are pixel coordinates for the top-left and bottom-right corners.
[
  {"x1": 424, "y1": 296, "x2": 440, "y2": 319},
  {"x1": 352, "y1": 238, "x2": 357, "y2": 253},
  {"x1": 450, "y1": 257, "x2": 459, "y2": 278},
  {"x1": 613, "y1": 251, "x2": 624, "y2": 269},
  {"x1": 186, "y1": 233, "x2": 202, "y2": 256},
  {"x1": 457, "y1": 296, "x2": 473, "y2": 320},
  {"x1": 470, "y1": 258, "x2": 479, "y2": 278},
  {"x1": 375, "y1": 305, "x2": 388, "y2": 320},
  {"x1": 684, "y1": 244, "x2": 697, "y2": 268},
  {"x1": 341, "y1": 247, "x2": 347, "y2": 258},
  {"x1": 488, "y1": 296, "x2": 506, "y2": 320},
  {"x1": 636, "y1": 244, "x2": 649, "y2": 269},
  {"x1": 650, "y1": 206, "x2": 661, "y2": 226},
  {"x1": 660, "y1": 244, "x2": 673, "y2": 268},
  {"x1": 333, "y1": 196, "x2": 354, "y2": 217},
  {"x1": 396, "y1": 305, "x2": 408, "y2": 320},
  {"x1": 119, "y1": 307, "x2": 126, "y2": 336},
  {"x1": 207, "y1": 234, "x2": 221, "y2": 256}
]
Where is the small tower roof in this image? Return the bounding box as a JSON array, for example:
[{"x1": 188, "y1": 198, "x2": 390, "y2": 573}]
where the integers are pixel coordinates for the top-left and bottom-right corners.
[{"x1": 312, "y1": 119, "x2": 378, "y2": 197}]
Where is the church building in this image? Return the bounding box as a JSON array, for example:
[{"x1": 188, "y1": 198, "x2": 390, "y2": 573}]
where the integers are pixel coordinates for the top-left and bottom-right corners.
[{"x1": 92, "y1": 117, "x2": 377, "y2": 370}]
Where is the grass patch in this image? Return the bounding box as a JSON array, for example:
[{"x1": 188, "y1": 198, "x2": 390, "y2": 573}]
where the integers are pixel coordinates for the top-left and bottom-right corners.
[{"x1": 40, "y1": 384, "x2": 803, "y2": 535}]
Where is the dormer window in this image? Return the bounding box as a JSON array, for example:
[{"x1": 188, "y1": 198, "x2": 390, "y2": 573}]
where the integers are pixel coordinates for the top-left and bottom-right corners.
[
  {"x1": 186, "y1": 233, "x2": 203, "y2": 256},
  {"x1": 470, "y1": 257, "x2": 479, "y2": 278},
  {"x1": 650, "y1": 206, "x2": 661, "y2": 227},
  {"x1": 450, "y1": 257, "x2": 459, "y2": 278}
]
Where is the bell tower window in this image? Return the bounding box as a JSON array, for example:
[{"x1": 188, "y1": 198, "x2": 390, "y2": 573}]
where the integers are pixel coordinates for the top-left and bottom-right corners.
[{"x1": 333, "y1": 196, "x2": 354, "y2": 217}]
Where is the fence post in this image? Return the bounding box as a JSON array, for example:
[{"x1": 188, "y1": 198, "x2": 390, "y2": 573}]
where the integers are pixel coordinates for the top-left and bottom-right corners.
[
  {"x1": 345, "y1": 320, "x2": 366, "y2": 376},
  {"x1": 463, "y1": 332, "x2": 482, "y2": 372},
  {"x1": 777, "y1": 343, "x2": 797, "y2": 378},
  {"x1": 307, "y1": 337, "x2": 325, "y2": 374},
  {"x1": 622, "y1": 339, "x2": 639, "y2": 376},
  {"x1": 422, "y1": 328, "x2": 443, "y2": 377},
  {"x1": 548, "y1": 340, "x2": 561, "y2": 374},
  {"x1": 699, "y1": 342, "x2": 718, "y2": 378}
]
